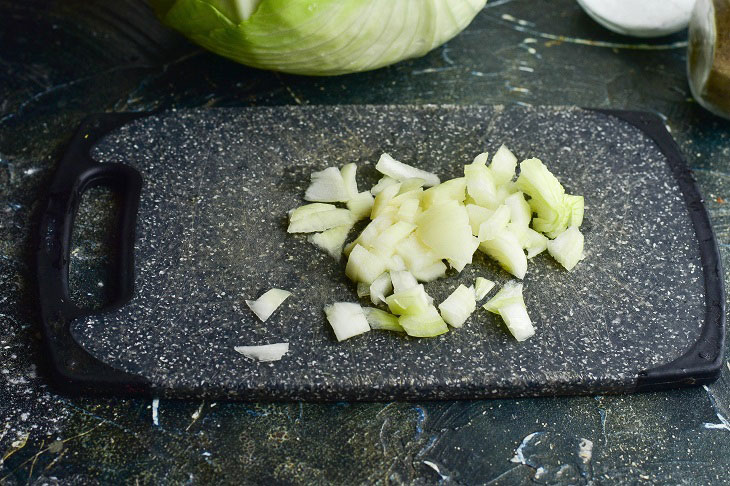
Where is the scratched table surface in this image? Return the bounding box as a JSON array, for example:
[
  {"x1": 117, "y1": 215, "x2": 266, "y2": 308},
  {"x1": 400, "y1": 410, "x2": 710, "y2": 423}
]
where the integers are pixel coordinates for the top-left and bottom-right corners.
[{"x1": 2, "y1": 0, "x2": 730, "y2": 484}]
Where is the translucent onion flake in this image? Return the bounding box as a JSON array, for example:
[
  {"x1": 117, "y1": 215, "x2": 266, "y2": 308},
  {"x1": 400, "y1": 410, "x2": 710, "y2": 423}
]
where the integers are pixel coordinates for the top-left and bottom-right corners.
[
  {"x1": 246, "y1": 288, "x2": 292, "y2": 322},
  {"x1": 234, "y1": 343, "x2": 289, "y2": 362}
]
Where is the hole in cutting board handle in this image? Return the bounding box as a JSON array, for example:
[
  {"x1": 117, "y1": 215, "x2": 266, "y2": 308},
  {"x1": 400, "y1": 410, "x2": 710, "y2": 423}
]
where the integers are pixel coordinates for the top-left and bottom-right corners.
[{"x1": 67, "y1": 167, "x2": 141, "y2": 313}]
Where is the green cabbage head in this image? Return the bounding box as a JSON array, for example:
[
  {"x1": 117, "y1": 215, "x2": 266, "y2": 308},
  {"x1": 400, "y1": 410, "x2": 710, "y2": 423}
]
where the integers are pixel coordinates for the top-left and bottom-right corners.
[{"x1": 149, "y1": 0, "x2": 487, "y2": 76}]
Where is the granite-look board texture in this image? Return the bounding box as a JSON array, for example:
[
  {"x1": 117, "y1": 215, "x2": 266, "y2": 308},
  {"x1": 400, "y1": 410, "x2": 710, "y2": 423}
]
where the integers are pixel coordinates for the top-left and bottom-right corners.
[{"x1": 70, "y1": 105, "x2": 705, "y2": 400}]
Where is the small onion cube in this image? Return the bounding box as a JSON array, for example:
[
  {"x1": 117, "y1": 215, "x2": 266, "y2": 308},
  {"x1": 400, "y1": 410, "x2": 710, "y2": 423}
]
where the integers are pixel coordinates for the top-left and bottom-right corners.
[
  {"x1": 438, "y1": 284, "x2": 477, "y2": 328},
  {"x1": 324, "y1": 302, "x2": 371, "y2": 341},
  {"x1": 376, "y1": 153, "x2": 440, "y2": 187}
]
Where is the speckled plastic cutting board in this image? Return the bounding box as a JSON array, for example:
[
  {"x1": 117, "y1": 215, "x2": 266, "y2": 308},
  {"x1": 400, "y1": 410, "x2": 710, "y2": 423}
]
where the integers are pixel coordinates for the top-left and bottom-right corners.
[{"x1": 63, "y1": 105, "x2": 723, "y2": 400}]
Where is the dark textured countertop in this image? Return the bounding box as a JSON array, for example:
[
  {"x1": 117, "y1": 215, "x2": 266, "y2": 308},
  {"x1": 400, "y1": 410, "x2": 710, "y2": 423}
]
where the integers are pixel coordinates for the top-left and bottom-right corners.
[{"x1": 2, "y1": 0, "x2": 729, "y2": 484}]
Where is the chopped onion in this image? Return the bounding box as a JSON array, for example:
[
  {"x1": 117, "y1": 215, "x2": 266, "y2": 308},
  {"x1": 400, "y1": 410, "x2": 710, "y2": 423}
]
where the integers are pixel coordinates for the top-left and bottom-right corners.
[
  {"x1": 324, "y1": 302, "x2": 371, "y2": 341},
  {"x1": 416, "y1": 200, "x2": 477, "y2": 271},
  {"x1": 483, "y1": 282, "x2": 534, "y2": 341},
  {"x1": 422, "y1": 177, "x2": 467, "y2": 209},
  {"x1": 465, "y1": 162, "x2": 499, "y2": 209},
  {"x1": 340, "y1": 163, "x2": 359, "y2": 199},
  {"x1": 498, "y1": 303, "x2": 535, "y2": 341},
  {"x1": 483, "y1": 281, "x2": 525, "y2": 313},
  {"x1": 411, "y1": 261, "x2": 448, "y2": 282},
  {"x1": 246, "y1": 288, "x2": 292, "y2": 322},
  {"x1": 376, "y1": 153, "x2": 440, "y2": 187},
  {"x1": 516, "y1": 158, "x2": 571, "y2": 238},
  {"x1": 490, "y1": 145, "x2": 518, "y2": 185},
  {"x1": 386, "y1": 284, "x2": 432, "y2": 316},
  {"x1": 396, "y1": 198, "x2": 421, "y2": 223},
  {"x1": 504, "y1": 191, "x2": 532, "y2": 227},
  {"x1": 565, "y1": 194, "x2": 584, "y2": 227},
  {"x1": 438, "y1": 284, "x2": 477, "y2": 328},
  {"x1": 371, "y1": 182, "x2": 402, "y2": 219},
  {"x1": 472, "y1": 152, "x2": 489, "y2": 166},
  {"x1": 474, "y1": 277, "x2": 495, "y2": 301},
  {"x1": 346, "y1": 215, "x2": 394, "y2": 255},
  {"x1": 363, "y1": 307, "x2": 404, "y2": 332},
  {"x1": 390, "y1": 270, "x2": 419, "y2": 293},
  {"x1": 369, "y1": 272, "x2": 393, "y2": 305},
  {"x1": 347, "y1": 191, "x2": 374, "y2": 221},
  {"x1": 346, "y1": 244, "x2": 387, "y2": 284},
  {"x1": 389, "y1": 255, "x2": 407, "y2": 271},
  {"x1": 234, "y1": 343, "x2": 289, "y2": 362},
  {"x1": 307, "y1": 224, "x2": 352, "y2": 261},
  {"x1": 371, "y1": 176, "x2": 398, "y2": 195},
  {"x1": 479, "y1": 230, "x2": 527, "y2": 279},
  {"x1": 466, "y1": 204, "x2": 494, "y2": 236},
  {"x1": 399, "y1": 178, "x2": 426, "y2": 193},
  {"x1": 395, "y1": 235, "x2": 443, "y2": 271},
  {"x1": 521, "y1": 227, "x2": 548, "y2": 259},
  {"x1": 478, "y1": 205, "x2": 511, "y2": 241},
  {"x1": 289, "y1": 202, "x2": 336, "y2": 221},
  {"x1": 371, "y1": 221, "x2": 416, "y2": 256},
  {"x1": 357, "y1": 282, "x2": 370, "y2": 297},
  {"x1": 399, "y1": 306, "x2": 449, "y2": 337},
  {"x1": 304, "y1": 166, "x2": 350, "y2": 202},
  {"x1": 547, "y1": 226, "x2": 585, "y2": 271},
  {"x1": 288, "y1": 206, "x2": 352, "y2": 233}
]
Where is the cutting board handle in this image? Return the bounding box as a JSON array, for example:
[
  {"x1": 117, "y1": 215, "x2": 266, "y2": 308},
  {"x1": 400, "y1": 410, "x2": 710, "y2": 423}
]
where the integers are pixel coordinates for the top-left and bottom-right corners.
[{"x1": 35, "y1": 113, "x2": 153, "y2": 396}]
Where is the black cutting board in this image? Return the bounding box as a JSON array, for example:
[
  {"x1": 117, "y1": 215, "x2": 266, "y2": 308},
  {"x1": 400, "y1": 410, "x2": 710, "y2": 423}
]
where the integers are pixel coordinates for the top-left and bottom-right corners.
[{"x1": 36, "y1": 105, "x2": 725, "y2": 400}]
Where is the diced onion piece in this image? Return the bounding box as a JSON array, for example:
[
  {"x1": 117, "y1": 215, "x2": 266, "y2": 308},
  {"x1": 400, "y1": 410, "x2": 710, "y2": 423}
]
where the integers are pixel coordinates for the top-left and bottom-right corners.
[
  {"x1": 483, "y1": 281, "x2": 525, "y2": 313},
  {"x1": 371, "y1": 176, "x2": 399, "y2": 195},
  {"x1": 345, "y1": 244, "x2": 387, "y2": 284},
  {"x1": 369, "y1": 272, "x2": 393, "y2": 305},
  {"x1": 565, "y1": 194, "x2": 584, "y2": 227},
  {"x1": 287, "y1": 207, "x2": 352, "y2": 233},
  {"x1": 504, "y1": 191, "x2": 532, "y2": 227},
  {"x1": 421, "y1": 177, "x2": 467, "y2": 209},
  {"x1": 246, "y1": 288, "x2": 292, "y2": 322},
  {"x1": 234, "y1": 343, "x2": 289, "y2": 362},
  {"x1": 399, "y1": 306, "x2": 449, "y2": 337},
  {"x1": 371, "y1": 182, "x2": 401, "y2": 219},
  {"x1": 522, "y1": 227, "x2": 548, "y2": 259},
  {"x1": 388, "y1": 254, "x2": 407, "y2": 271},
  {"x1": 372, "y1": 221, "x2": 417, "y2": 256},
  {"x1": 399, "y1": 178, "x2": 426, "y2": 193},
  {"x1": 389, "y1": 188, "x2": 423, "y2": 208},
  {"x1": 416, "y1": 200, "x2": 477, "y2": 271},
  {"x1": 516, "y1": 158, "x2": 570, "y2": 238},
  {"x1": 547, "y1": 226, "x2": 585, "y2": 271},
  {"x1": 307, "y1": 224, "x2": 352, "y2": 261},
  {"x1": 479, "y1": 230, "x2": 527, "y2": 279},
  {"x1": 390, "y1": 270, "x2": 419, "y2": 293},
  {"x1": 289, "y1": 203, "x2": 336, "y2": 221},
  {"x1": 396, "y1": 198, "x2": 421, "y2": 223},
  {"x1": 466, "y1": 204, "x2": 494, "y2": 236},
  {"x1": 357, "y1": 282, "x2": 370, "y2": 297},
  {"x1": 376, "y1": 153, "x2": 440, "y2": 187},
  {"x1": 340, "y1": 163, "x2": 359, "y2": 199},
  {"x1": 498, "y1": 303, "x2": 535, "y2": 341},
  {"x1": 386, "y1": 284, "x2": 431, "y2": 316},
  {"x1": 324, "y1": 302, "x2": 371, "y2": 341},
  {"x1": 304, "y1": 166, "x2": 350, "y2": 202},
  {"x1": 446, "y1": 236, "x2": 479, "y2": 273},
  {"x1": 478, "y1": 205, "x2": 511, "y2": 241},
  {"x1": 347, "y1": 191, "x2": 374, "y2": 221},
  {"x1": 474, "y1": 277, "x2": 495, "y2": 301},
  {"x1": 395, "y1": 235, "x2": 442, "y2": 271},
  {"x1": 411, "y1": 261, "x2": 448, "y2": 282},
  {"x1": 438, "y1": 284, "x2": 477, "y2": 328},
  {"x1": 490, "y1": 145, "x2": 518, "y2": 185},
  {"x1": 363, "y1": 307, "x2": 404, "y2": 332},
  {"x1": 472, "y1": 152, "x2": 489, "y2": 166},
  {"x1": 465, "y1": 162, "x2": 499, "y2": 209}
]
